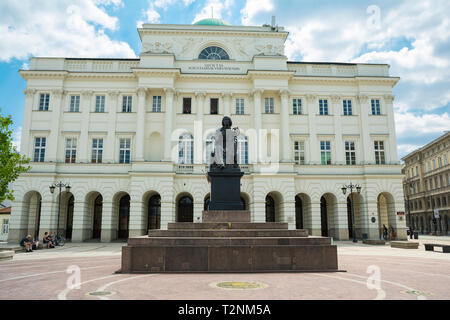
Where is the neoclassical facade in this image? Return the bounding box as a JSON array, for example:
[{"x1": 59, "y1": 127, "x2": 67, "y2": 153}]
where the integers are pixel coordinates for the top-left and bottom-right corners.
[
  {"x1": 9, "y1": 19, "x2": 406, "y2": 243},
  {"x1": 402, "y1": 131, "x2": 450, "y2": 235}
]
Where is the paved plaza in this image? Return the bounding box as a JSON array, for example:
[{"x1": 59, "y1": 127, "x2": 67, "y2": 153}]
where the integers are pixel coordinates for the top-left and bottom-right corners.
[{"x1": 0, "y1": 236, "x2": 449, "y2": 300}]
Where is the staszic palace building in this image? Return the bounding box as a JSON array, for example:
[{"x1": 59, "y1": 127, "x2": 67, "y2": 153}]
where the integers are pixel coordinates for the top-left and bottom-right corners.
[
  {"x1": 9, "y1": 18, "x2": 407, "y2": 243},
  {"x1": 402, "y1": 131, "x2": 450, "y2": 235}
]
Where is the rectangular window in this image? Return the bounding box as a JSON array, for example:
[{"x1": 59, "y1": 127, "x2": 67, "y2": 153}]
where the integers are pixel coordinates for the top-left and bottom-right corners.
[
  {"x1": 91, "y1": 138, "x2": 103, "y2": 164},
  {"x1": 343, "y1": 99, "x2": 352, "y2": 115},
  {"x1": 415, "y1": 166, "x2": 418, "y2": 176},
  {"x1": 319, "y1": 99, "x2": 328, "y2": 115},
  {"x1": 432, "y1": 159, "x2": 436, "y2": 170},
  {"x1": 438, "y1": 157, "x2": 442, "y2": 167},
  {"x1": 293, "y1": 98, "x2": 302, "y2": 115},
  {"x1": 33, "y1": 137, "x2": 46, "y2": 162},
  {"x1": 69, "y1": 95, "x2": 80, "y2": 112},
  {"x1": 294, "y1": 141, "x2": 305, "y2": 165},
  {"x1": 210, "y1": 98, "x2": 219, "y2": 114},
  {"x1": 444, "y1": 154, "x2": 448, "y2": 165},
  {"x1": 2, "y1": 219, "x2": 8, "y2": 234},
  {"x1": 320, "y1": 141, "x2": 331, "y2": 165},
  {"x1": 236, "y1": 98, "x2": 244, "y2": 114},
  {"x1": 345, "y1": 141, "x2": 356, "y2": 165},
  {"x1": 152, "y1": 96, "x2": 162, "y2": 112},
  {"x1": 374, "y1": 141, "x2": 385, "y2": 164},
  {"x1": 119, "y1": 139, "x2": 131, "y2": 164},
  {"x1": 122, "y1": 96, "x2": 132, "y2": 112},
  {"x1": 65, "y1": 138, "x2": 77, "y2": 163},
  {"x1": 417, "y1": 183, "x2": 421, "y2": 193},
  {"x1": 183, "y1": 98, "x2": 191, "y2": 114},
  {"x1": 95, "y1": 95, "x2": 105, "y2": 113},
  {"x1": 39, "y1": 94, "x2": 50, "y2": 111},
  {"x1": 265, "y1": 97, "x2": 274, "y2": 114},
  {"x1": 371, "y1": 99, "x2": 381, "y2": 115}
]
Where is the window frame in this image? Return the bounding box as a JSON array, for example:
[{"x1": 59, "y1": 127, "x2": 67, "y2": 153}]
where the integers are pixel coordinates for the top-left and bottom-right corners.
[
  {"x1": 235, "y1": 98, "x2": 245, "y2": 115},
  {"x1": 39, "y1": 93, "x2": 50, "y2": 111},
  {"x1": 264, "y1": 97, "x2": 274, "y2": 114},
  {"x1": 65, "y1": 137, "x2": 77, "y2": 164},
  {"x1": 91, "y1": 138, "x2": 104, "y2": 164},
  {"x1": 183, "y1": 98, "x2": 192, "y2": 114},
  {"x1": 95, "y1": 95, "x2": 105, "y2": 113},
  {"x1": 152, "y1": 95, "x2": 162, "y2": 112},
  {"x1": 69, "y1": 95, "x2": 80, "y2": 112},
  {"x1": 33, "y1": 137, "x2": 46, "y2": 162},
  {"x1": 374, "y1": 140, "x2": 386, "y2": 164},
  {"x1": 294, "y1": 140, "x2": 305, "y2": 165},
  {"x1": 319, "y1": 99, "x2": 329, "y2": 115},
  {"x1": 293, "y1": 98, "x2": 302, "y2": 115},
  {"x1": 371, "y1": 99, "x2": 381, "y2": 115},
  {"x1": 320, "y1": 141, "x2": 332, "y2": 165},
  {"x1": 122, "y1": 95, "x2": 132, "y2": 113},
  {"x1": 345, "y1": 141, "x2": 356, "y2": 165},
  {"x1": 343, "y1": 99, "x2": 353, "y2": 116},
  {"x1": 119, "y1": 138, "x2": 131, "y2": 164}
]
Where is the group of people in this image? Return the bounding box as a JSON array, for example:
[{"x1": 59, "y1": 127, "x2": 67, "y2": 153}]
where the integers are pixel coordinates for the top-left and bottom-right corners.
[
  {"x1": 20, "y1": 232, "x2": 56, "y2": 253},
  {"x1": 382, "y1": 224, "x2": 396, "y2": 241}
]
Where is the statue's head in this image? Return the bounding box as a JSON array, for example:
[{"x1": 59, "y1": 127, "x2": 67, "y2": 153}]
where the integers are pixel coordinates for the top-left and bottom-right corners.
[{"x1": 222, "y1": 116, "x2": 232, "y2": 129}]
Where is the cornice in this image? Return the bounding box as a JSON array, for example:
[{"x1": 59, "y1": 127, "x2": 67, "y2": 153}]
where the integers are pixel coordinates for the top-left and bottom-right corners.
[
  {"x1": 138, "y1": 28, "x2": 288, "y2": 39},
  {"x1": 68, "y1": 72, "x2": 136, "y2": 80},
  {"x1": 247, "y1": 70, "x2": 295, "y2": 80},
  {"x1": 19, "y1": 70, "x2": 68, "y2": 80}
]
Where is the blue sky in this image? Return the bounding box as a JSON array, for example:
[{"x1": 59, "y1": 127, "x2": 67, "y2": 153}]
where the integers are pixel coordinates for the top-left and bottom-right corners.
[{"x1": 0, "y1": 0, "x2": 449, "y2": 159}]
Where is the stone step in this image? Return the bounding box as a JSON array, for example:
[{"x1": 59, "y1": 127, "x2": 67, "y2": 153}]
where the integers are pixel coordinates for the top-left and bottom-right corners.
[
  {"x1": 121, "y1": 244, "x2": 339, "y2": 273},
  {"x1": 147, "y1": 229, "x2": 309, "y2": 238},
  {"x1": 167, "y1": 222, "x2": 289, "y2": 230},
  {"x1": 129, "y1": 236, "x2": 330, "y2": 246}
]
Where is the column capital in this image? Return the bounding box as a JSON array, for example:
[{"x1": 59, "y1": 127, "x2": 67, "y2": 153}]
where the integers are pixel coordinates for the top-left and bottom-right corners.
[
  {"x1": 279, "y1": 89, "x2": 290, "y2": 100},
  {"x1": 51, "y1": 89, "x2": 65, "y2": 99},
  {"x1": 23, "y1": 88, "x2": 36, "y2": 98},
  {"x1": 108, "y1": 90, "x2": 120, "y2": 97},
  {"x1": 137, "y1": 87, "x2": 147, "y2": 97},
  {"x1": 384, "y1": 94, "x2": 395, "y2": 103},
  {"x1": 357, "y1": 94, "x2": 368, "y2": 104},
  {"x1": 221, "y1": 91, "x2": 232, "y2": 98},
  {"x1": 195, "y1": 91, "x2": 206, "y2": 98},
  {"x1": 306, "y1": 94, "x2": 317, "y2": 103},
  {"x1": 163, "y1": 87, "x2": 175, "y2": 97},
  {"x1": 252, "y1": 89, "x2": 263, "y2": 97}
]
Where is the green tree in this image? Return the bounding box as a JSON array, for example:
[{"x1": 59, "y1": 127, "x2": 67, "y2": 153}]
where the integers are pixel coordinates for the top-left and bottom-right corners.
[{"x1": 0, "y1": 110, "x2": 30, "y2": 203}]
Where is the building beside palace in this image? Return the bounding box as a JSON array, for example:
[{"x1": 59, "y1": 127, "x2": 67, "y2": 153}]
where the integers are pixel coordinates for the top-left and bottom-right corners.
[
  {"x1": 8, "y1": 18, "x2": 406, "y2": 243},
  {"x1": 402, "y1": 131, "x2": 450, "y2": 235}
]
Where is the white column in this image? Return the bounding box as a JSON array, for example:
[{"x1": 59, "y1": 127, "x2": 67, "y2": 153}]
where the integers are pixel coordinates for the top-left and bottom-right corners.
[
  {"x1": 335, "y1": 201, "x2": 349, "y2": 240},
  {"x1": 194, "y1": 202, "x2": 203, "y2": 223},
  {"x1": 306, "y1": 94, "x2": 319, "y2": 164},
  {"x1": 72, "y1": 200, "x2": 89, "y2": 242},
  {"x1": 196, "y1": 92, "x2": 205, "y2": 121},
  {"x1": 358, "y1": 95, "x2": 372, "y2": 164},
  {"x1": 366, "y1": 199, "x2": 380, "y2": 240},
  {"x1": 222, "y1": 92, "x2": 232, "y2": 116},
  {"x1": 135, "y1": 87, "x2": 147, "y2": 162},
  {"x1": 308, "y1": 200, "x2": 322, "y2": 236},
  {"x1": 129, "y1": 199, "x2": 146, "y2": 237},
  {"x1": 101, "y1": 200, "x2": 116, "y2": 242},
  {"x1": 8, "y1": 200, "x2": 27, "y2": 243},
  {"x1": 384, "y1": 94, "x2": 398, "y2": 163},
  {"x1": 78, "y1": 90, "x2": 93, "y2": 163},
  {"x1": 252, "y1": 89, "x2": 262, "y2": 164},
  {"x1": 47, "y1": 89, "x2": 65, "y2": 162},
  {"x1": 21, "y1": 88, "x2": 36, "y2": 157},
  {"x1": 282, "y1": 200, "x2": 296, "y2": 229},
  {"x1": 105, "y1": 90, "x2": 119, "y2": 163},
  {"x1": 38, "y1": 195, "x2": 58, "y2": 239},
  {"x1": 252, "y1": 200, "x2": 265, "y2": 222},
  {"x1": 332, "y1": 95, "x2": 344, "y2": 164},
  {"x1": 163, "y1": 88, "x2": 175, "y2": 161},
  {"x1": 280, "y1": 90, "x2": 290, "y2": 162},
  {"x1": 160, "y1": 198, "x2": 175, "y2": 230}
]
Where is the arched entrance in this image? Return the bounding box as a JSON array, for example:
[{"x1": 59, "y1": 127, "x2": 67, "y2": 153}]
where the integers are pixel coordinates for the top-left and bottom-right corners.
[
  {"x1": 178, "y1": 195, "x2": 193, "y2": 222},
  {"x1": 377, "y1": 192, "x2": 396, "y2": 239},
  {"x1": 295, "y1": 196, "x2": 303, "y2": 229},
  {"x1": 118, "y1": 195, "x2": 130, "y2": 239},
  {"x1": 21, "y1": 191, "x2": 42, "y2": 239},
  {"x1": 93, "y1": 194, "x2": 102, "y2": 239},
  {"x1": 320, "y1": 196, "x2": 328, "y2": 236},
  {"x1": 148, "y1": 195, "x2": 161, "y2": 230},
  {"x1": 265, "y1": 195, "x2": 275, "y2": 222}
]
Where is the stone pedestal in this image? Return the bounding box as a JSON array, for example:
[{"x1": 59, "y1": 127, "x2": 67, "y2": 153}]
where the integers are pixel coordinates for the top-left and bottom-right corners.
[
  {"x1": 208, "y1": 165, "x2": 244, "y2": 211},
  {"x1": 120, "y1": 217, "x2": 341, "y2": 273},
  {"x1": 202, "y1": 210, "x2": 250, "y2": 222}
]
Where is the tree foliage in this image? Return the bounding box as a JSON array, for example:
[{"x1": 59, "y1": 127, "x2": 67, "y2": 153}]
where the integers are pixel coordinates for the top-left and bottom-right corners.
[{"x1": 0, "y1": 110, "x2": 30, "y2": 203}]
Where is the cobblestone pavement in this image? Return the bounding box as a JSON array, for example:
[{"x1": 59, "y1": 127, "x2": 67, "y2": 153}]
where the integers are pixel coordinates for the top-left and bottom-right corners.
[{"x1": 0, "y1": 236, "x2": 449, "y2": 300}]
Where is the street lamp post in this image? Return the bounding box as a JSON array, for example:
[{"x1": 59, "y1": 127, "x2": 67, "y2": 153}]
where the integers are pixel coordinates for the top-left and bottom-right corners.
[
  {"x1": 406, "y1": 181, "x2": 414, "y2": 233},
  {"x1": 49, "y1": 181, "x2": 71, "y2": 238},
  {"x1": 341, "y1": 182, "x2": 361, "y2": 243}
]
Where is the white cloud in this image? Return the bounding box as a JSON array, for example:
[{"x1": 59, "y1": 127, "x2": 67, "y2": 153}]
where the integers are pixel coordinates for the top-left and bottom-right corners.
[
  {"x1": 240, "y1": 0, "x2": 273, "y2": 26},
  {"x1": 0, "y1": 0, "x2": 136, "y2": 61},
  {"x1": 193, "y1": 0, "x2": 234, "y2": 23},
  {"x1": 394, "y1": 112, "x2": 450, "y2": 137},
  {"x1": 12, "y1": 127, "x2": 21, "y2": 152}
]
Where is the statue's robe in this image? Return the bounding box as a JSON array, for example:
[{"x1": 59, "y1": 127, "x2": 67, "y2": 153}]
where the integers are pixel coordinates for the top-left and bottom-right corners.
[{"x1": 211, "y1": 128, "x2": 239, "y2": 165}]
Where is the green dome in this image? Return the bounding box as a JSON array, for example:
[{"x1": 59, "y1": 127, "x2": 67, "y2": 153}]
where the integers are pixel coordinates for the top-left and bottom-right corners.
[{"x1": 193, "y1": 18, "x2": 231, "y2": 26}]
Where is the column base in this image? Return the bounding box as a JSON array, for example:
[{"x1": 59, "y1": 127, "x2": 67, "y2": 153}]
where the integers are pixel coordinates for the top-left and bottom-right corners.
[
  {"x1": 101, "y1": 229, "x2": 117, "y2": 242},
  {"x1": 72, "y1": 229, "x2": 92, "y2": 242}
]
